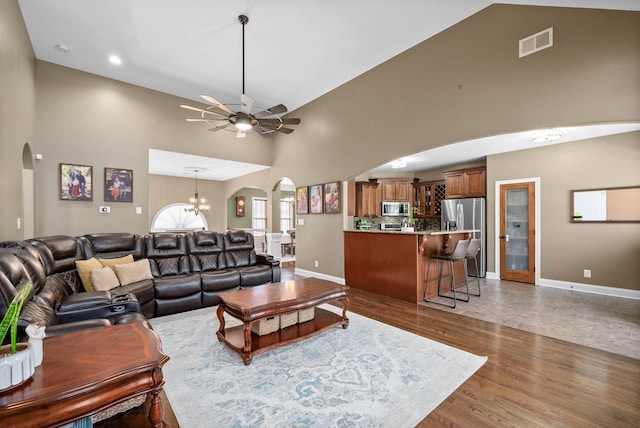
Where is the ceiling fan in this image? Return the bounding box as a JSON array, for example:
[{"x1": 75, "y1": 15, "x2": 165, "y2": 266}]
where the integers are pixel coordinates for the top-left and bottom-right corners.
[{"x1": 180, "y1": 15, "x2": 300, "y2": 138}]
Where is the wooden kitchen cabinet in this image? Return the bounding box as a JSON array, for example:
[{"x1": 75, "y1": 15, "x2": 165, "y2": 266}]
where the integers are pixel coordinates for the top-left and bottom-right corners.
[
  {"x1": 355, "y1": 179, "x2": 381, "y2": 217},
  {"x1": 381, "y1": 179, "x2": 411, "y2": 201},
  {"x1": 413, "y1": 180, "x2": 446, "y2": 217},
  {"x1": 444, "y1": 167, "x2": 486, "y2": 198}
]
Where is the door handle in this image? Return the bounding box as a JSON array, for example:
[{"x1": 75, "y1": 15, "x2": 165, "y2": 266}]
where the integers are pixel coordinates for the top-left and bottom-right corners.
[{"x1": 499, "y1": 235, "x2": 509, "y2": 242}]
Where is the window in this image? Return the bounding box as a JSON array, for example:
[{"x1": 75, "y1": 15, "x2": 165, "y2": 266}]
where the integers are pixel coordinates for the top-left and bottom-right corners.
[
  {"x1": 280, "y1": 199, "x2": 294, "y2": 233},
  {"x1": 150, "y1": 203, "x2": 208, "y2": 232},
  {"x1": 252, "y1": 197, "x2": 267, "y2": 231}
]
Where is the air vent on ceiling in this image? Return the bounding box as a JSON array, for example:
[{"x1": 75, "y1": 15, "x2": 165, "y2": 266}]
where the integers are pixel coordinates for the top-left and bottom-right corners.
[{"x1": 519, "y1": 27, "x2": 553, "y2": 58}]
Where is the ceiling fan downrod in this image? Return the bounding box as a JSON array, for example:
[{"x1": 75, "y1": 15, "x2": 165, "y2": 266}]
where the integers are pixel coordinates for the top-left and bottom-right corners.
[{"x1": 239, "y1": 15, "x2": 248, "y2": 96}]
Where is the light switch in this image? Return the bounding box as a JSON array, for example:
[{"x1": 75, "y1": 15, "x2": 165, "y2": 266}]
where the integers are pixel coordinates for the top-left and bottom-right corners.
[
  {"x1": 297, "y1": 219, "x2": 304, "y2": 226},
  {"x1": 136, "y1": 207, "x2": 142, "y2": 214}
]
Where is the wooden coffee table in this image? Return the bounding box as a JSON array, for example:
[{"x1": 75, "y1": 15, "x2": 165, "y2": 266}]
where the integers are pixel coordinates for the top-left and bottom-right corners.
[
  {"x1": 0, "y1": 321, "x2": 169, "y2": 428},
  {"x1": 216, "y1": 277, "x2": 350, "y2": 365}
]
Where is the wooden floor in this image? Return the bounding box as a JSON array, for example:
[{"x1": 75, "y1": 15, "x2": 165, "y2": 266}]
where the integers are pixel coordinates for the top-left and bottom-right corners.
[{"x1": 99, "y1": 262, "x2": 640, "y2": 427}]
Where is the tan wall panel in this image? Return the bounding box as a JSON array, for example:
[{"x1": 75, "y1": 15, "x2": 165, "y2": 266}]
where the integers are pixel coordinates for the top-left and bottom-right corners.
[
  {"x1": 0, "y1": 0, "x2": 36, "y2": 240},
  {"x1": 487, "y1": 132, "x2": 640, "y2": 290}
]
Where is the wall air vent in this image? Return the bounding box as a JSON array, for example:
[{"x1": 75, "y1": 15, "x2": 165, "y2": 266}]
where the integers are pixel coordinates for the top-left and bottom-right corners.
[{"x1": 519, "y1": 27, "x2": 553, "y2": 58}]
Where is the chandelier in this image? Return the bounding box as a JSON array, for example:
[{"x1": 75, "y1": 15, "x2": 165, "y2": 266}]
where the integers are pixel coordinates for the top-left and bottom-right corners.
[{"x1": 185, "y1": 168, "x2": 209, "y2": 216}]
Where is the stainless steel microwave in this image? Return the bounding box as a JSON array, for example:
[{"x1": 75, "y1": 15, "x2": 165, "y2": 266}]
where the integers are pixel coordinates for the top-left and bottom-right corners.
[{"x1": 381, "y1": 201, "x2": 410, "y2": 217}]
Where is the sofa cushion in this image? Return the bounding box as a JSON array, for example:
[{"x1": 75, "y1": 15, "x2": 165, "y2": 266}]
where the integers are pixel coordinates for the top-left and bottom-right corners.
[
  {"x1": 238, "y1": 265, "x2": 273, "y2": 287},
  {"x1": 75, "y1": 257, "x2": 103, "y2": 292},
  {"x1": 115, "y1": 259, "x2": 153, "y2": 286},
  {"x1": 80, "y1": 233, "x2": 145, "y2": 260},
  {"x1": 153, "y1": 234, "x2": 179, "y2": 249},
  {"x1": 201, "y1": 269, "x2": 240, "y2": 292},
  {"x1": 99, "y1": 255, "x2": 134, "y2": 271},
  {"x1": 91, "y1": 267, "x2": 121, "y2": 291}
]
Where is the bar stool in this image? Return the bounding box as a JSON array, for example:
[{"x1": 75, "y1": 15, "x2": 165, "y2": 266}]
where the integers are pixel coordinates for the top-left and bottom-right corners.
[
  {"x1": 423, "y1": 239, "x2": 470, "y2": 308},
  {"x1": 465, "y1": 238, "x2": 482, "y2": 297}
]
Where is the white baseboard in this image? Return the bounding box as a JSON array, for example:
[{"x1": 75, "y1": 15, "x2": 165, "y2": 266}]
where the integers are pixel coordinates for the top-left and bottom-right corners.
[
  {"x1": 539, "y1": 278, "x2": 640, "y2": 300},
  {"x1": 486, "y1": 271, "x2": 639, "y2": 300},
  {"x1": 294, "y1": 268, "x2": 345, "y2": 285}
]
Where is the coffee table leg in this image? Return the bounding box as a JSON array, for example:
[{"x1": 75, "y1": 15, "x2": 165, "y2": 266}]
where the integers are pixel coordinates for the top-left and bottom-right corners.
[
  {"x1": 340, "y1": 297, "x2": 350, "y2": 329},
  {"x1": 242, "y1": 322, "x2": 253, "y2": 365},
  {"x1": 148, "y1": 389, "x2": 164, "y2": 428},
  {"x1": 216, "y1": 306, "x2": 226, "y2": 341}
]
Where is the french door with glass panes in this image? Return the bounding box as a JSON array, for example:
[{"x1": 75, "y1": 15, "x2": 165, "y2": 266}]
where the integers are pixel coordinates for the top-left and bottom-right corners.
[{"x1": 499, "y1": 182, "x2": 535, "y2": 283}]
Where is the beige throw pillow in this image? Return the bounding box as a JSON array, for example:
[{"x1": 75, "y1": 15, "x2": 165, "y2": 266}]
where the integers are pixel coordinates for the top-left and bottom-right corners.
[
  {"x1": 75, "y1": 258, "x2": 103, "y2": 292},
  {"x1": 90, "y1": 266, "x2": 121, "y2": 291},
  {"x1": 98, "y1": 255, "x2": 134, "y2": 272},
  {"x1": 114, "y1": 259, "x2": 153, "y2": 286}
]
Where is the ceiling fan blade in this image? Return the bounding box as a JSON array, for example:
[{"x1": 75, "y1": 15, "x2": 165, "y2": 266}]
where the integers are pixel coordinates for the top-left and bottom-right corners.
[
  {"x1": 200, "y1": 95, "x2": 233, "y2": 114},
  {"x1": 257, "y1": 123, "x2": 295, "y2": 134},
  {"x1": 254, "y1": 104, "x2": 288, "y2": 118},
  {"x1": 186, "y1": 118, "x2": 226, "y2": 122},
  {"x1": 253, "y1": 128, "x2": 273, "y2": 139},
  {"x1": 240, "y1": 94, "x2": 254, "y2": 114},
  {"x1": 208, "y1": 123, "x2": 233, "y2": 132},
  {"x1": 180, "y1": 104, "x2": 226, "y2": 117},
  {"x1": 258, "y1": 117, "x2": 301, "y2": 126}
]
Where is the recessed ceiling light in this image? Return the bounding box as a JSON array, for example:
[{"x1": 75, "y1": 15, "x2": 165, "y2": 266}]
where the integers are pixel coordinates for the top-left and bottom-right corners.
[
  {"x1": 532, "y1": 129, "x2": 562, "y2": 143},
  {"x1": 391, "y1": 159, "x2": 407, "y2": 169},
  {"x1": 109, "y1": 55, "x2": 122, "y2": 65},
  {"x1": 55, "y1": 44, "x2": 70, "y2": 53}
]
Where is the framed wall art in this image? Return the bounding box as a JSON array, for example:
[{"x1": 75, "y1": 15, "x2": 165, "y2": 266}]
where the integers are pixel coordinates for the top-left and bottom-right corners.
[
  {"x1": 105, "y1": 167, "x2": 133, "y2": 202},
  {"x1": 296, "y1": 186, "x2": 309, "y2": 215},
  {"x1": 60, "y1": 163, "x2": 92, "y2": 201},
  {"x1": 323, "y1": 181, "x2": 341, "y2": 214},
  {"x1": 309, "y1": 184, "x2": 323, "y2": 214}
]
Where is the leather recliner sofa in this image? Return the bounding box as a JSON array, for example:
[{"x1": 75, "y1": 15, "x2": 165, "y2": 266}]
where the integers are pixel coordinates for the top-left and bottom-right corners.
[{"x1": 0, "y1": 230, "x2": 280, "y2": 341}]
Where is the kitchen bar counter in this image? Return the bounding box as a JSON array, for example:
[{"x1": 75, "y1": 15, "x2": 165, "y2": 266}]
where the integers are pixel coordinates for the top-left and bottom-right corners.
[{"x1": 344, "y1": 229, "x2": 475, "y2": 303}]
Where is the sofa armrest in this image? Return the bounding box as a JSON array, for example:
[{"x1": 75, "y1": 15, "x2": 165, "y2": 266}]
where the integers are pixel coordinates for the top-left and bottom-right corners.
[
  {"x1": 256, "y1": 253, "x2": 279, "y2": 266},
  {"x1": 56, "y1": 291, "x2": 141, "y2": 323}
]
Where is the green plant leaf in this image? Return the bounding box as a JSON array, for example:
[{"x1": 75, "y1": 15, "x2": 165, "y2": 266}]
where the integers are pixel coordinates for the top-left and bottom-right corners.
[{"x1": 0, "y1": 281, "x2": 32, "y2": 354}]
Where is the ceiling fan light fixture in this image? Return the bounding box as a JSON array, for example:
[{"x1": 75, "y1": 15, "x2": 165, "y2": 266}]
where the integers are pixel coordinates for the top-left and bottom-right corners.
[{"x1": 234, "y1": 116, "x2": 253, "y2": 130}]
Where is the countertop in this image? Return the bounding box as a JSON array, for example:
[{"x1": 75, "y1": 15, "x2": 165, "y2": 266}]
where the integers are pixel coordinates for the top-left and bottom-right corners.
[{"x1": 345, "y1": 229, "x2": 479, "y2": 236}]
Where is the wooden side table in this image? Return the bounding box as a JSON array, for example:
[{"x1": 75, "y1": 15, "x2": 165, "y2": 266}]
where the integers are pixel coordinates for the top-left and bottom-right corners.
[{"x1": 0, "y1": 321, "x2": 169, "y2": 428}]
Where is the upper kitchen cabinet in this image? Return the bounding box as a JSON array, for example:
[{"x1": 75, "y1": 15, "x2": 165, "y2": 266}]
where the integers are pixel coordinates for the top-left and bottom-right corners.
[
  {"x1": 380, "y1": 179, "x2": 411, "y2": 201},
  {"x1": 355, "y1": 179, "x2": 381, "y2": 217},
  {"x1": 413, "y1": 180, "x2": 446, "y2": 217},
  {"x1": 444, "y1": 167, "x2": 486, "y2": 198}
]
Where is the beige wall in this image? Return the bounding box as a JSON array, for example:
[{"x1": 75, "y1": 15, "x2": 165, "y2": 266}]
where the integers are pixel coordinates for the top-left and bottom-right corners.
[
  {"x1": 487, "y1": 133, "x2": 640, "y2": 290},
  {"x1": 250, "y1": 6, "x2": 640, "y2": 283},
  {"x1": 32, "y1": 61, "x2": 274, "y2": 236},
  {"x1": 1, "y1": 4, "x2": 639, "y2": 290},
  {"x1": 0, "y1": 0, "x2": 36, "y2": 240}
]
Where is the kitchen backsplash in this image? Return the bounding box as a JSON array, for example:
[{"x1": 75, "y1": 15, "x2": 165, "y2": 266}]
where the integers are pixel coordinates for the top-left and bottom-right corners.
[{"x1": 355, "y1": 216, "x2": 440, "y2": 231}]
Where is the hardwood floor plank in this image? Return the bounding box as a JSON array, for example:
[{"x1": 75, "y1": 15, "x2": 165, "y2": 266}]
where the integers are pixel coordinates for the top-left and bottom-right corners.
[{"x1": 99, "y1": 263, "x2": 639, "y2": 427}]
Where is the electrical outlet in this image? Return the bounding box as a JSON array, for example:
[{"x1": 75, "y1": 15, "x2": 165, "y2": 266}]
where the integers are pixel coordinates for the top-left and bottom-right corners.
[
  {"x1": 314, "y1": 260, "x2": 319, "y2": 268},
  {"x1": 583, "y1": 269, "x2": 591, "y2": 278}
]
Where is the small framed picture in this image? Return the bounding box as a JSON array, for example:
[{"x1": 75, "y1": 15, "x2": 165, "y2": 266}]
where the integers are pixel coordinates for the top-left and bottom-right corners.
[
  {"x1": 60, "y1": 163, "x2": 93, "y2": 201},
  {"x1": 296, "y1": 186, "x2": 309, "y2": 215},
  {"x1": 105, "y1": 168, "x2": 133, "y2": 202},
  {"x1": 323, "y1": 182, "x2": 341, "y2": 214},
  {"x1": 309, "y1": 184, "x2": 323, "y2": 214}
]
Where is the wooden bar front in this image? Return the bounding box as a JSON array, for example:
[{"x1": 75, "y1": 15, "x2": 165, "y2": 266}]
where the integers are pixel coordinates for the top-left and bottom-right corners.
[{"x1": 344, "y1": 230, "x2": 471, "y2": 303}]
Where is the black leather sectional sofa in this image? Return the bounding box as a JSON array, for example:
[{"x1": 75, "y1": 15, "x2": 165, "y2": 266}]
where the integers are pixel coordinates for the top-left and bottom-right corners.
[{"x1": 0, "y1": 230, "x2": 280, "y2": 341}]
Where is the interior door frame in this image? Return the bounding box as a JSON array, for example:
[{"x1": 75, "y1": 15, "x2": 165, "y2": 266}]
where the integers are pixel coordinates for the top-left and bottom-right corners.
[{"x1": 494, "y1": 177, "x2": 541, "y2": 285}]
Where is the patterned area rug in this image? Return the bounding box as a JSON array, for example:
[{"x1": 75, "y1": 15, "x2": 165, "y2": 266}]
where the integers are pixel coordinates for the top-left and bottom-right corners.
[{"x1": 150, "y1": 305, "x2": 487, "y2": 427}]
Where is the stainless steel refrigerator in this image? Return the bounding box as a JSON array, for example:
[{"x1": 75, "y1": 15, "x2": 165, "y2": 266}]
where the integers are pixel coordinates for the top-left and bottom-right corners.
[{"x1": 441, "y1": 198, "x2": 486, "y2": 277}]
